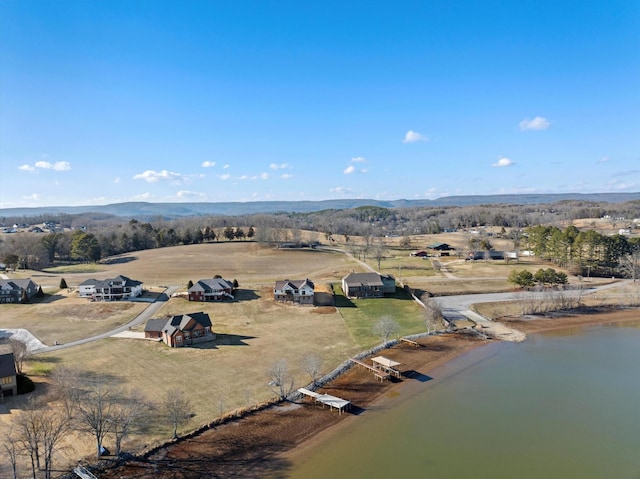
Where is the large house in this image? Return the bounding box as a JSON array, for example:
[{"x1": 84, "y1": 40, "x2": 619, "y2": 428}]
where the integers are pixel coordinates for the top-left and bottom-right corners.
[
  {"x1": 341, "y1": 272, "x2": 396, "y2": 299},
  {"x1": 0, "y1": 278, "x2": 39, "y2": 304},
  {"x1": 79, "y1": 275, "x2": 143, "y2": 301},
  {"x1": 0, "y1": 347, "x2": 18, "y2": 397},
  {"x1": 188, "y1": 278, "x2": 234, "y2": 302},
  {"x1": 144, "y1": 312, "x2": 215, "y2": 348},
  {"x1": 274, "y1": 279, "x2": 315, "y2": 305}
]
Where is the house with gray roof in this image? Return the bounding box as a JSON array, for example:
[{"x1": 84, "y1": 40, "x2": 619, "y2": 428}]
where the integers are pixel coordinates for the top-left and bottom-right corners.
[
  {"x1": 78, "y1": 275, "x2": 143, "y2": 301},
  {"x1": 274, "y1": 279, "x2": 315, "y2": 305},
  {"x1": 0, "y1": 278, "x2": 39, "y2": 304},
  {"x1": 0, "y1": 346, "x2": 18, "y2": 396},
  {"x1": 188, "y1": 278, "x2": 234, "y2": 302},
  {"x1": 144, "y1": 312, "x2": 214, "y2": 348},
  {"x1": 341, "y1": 272, "x2": 396, "y2": 299}
]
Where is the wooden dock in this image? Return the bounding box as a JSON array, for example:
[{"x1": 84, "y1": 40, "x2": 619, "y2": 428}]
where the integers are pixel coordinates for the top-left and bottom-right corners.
[
  {"x1": 400, "y1": 337, "x2": 420, "y2": 347},
  {"x1": 350, "y1": 357, "x2": 391, "y2": 381}
]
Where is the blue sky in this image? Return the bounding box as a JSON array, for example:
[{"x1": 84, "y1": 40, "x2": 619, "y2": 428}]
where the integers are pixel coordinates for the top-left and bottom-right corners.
[{"x1": 1, "y1": 1, "x2": 639, "y2": 208}]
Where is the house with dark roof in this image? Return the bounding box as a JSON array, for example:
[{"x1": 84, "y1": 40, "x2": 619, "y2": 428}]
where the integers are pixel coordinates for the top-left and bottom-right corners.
[
  {"x1": 79, "y1": 275, "x2": 143, "y2": 301},
  {"x1": 144, "y1": 312, "x2": 214, "y2": 348},
  {"x1": 0, "y1": 278, "x2": 39, "y2": 304},
  {"x1": 0, "y1": 347, "x2": 18, "y2": 397},
  {"x1": 341, "y1": 272, "x2": 396, "y2": 299},
  {"x1": 274, "y1": 279, "x2": 315, "y2": 305},
  {"x1": 188, "y1": 278, "x2": 234, "y2": 302}
]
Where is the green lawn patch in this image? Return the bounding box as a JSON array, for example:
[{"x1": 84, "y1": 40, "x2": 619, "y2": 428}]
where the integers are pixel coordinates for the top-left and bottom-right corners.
[
  {"x1": 43, "y1": 264, "x2": 106, "y2": 274},
  {"x1": 335, "y1": 287, "x2": 426, "y2": 348}
]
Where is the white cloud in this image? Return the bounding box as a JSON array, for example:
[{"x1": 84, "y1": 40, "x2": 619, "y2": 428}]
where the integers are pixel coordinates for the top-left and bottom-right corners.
[
  {"x1": 402, "y1": 130, "x2": 428, "y2": 143},
  {"x1": 133, "y1": 169, "x2": 186, "y2": 183},
  {"x1": 223, "y1": 164, "x2": 230, "y2": 169},
  {"x1": 280, "y1": 173, "x2": 293, "y2": 179},
  {"x1": 260, "y1": 172, "x2": 269, "y2": 180},
  {"x1": 269, "y1": 163, "x2": 289, "y2": 170},
  {"x1": 130, "y1": 192, "x2": 154, "y2": 201},
  {"x1": 492, "y1": 157, "x2": 514, "y2": 167},
  {"x1": 330, "y1": 187, "x2": 352, "y2": 195},
  {"x1": 19, "y1": 161, "x2": 71, "y2": 172},
  {"x1": 202, "y1": 161, "x2": 216, "y2": 168},
  {"x1": 176, "y1": 190, "x2": 207, "y2": 199},
  {"x1": 360, "y1": 169, "x2": 368, "y2": 174},
  {"x1": 351, "y1": 157, "x2": 367, "y2": 163},
  {"x1": 23, "y1": 193, "x2": 40, "y2": 201},
  {"x1": 113, "y1": 177, "x2": 121, "y2": 184},
  {"x1": 219, "y1": 173, "x2": 231, "y2": 180},
  {"x1": 598, "y1": 156, "x2": 611, "y2": 163},
  {"x1": 343, "y1": 166, "x2": 356, "y2": 174},
  {"x1": 519, "y1": 116, "x2": 550, "y2": 131}
]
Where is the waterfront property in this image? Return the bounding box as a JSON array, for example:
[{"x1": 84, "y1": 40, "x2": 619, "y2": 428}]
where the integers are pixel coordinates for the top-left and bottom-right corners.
[
  {"x1": 274, "y1": 278, "x2": 315, "y2": 304},
  {"x1": 341, "y1": 272, "x2": 396, "y2": 299},
  {"x1": 78, "y1": 275, "x2": 143, "y2": 301},
  {"x1": 0, "y1": 278, "x2": 39, "y2": 304},
  {"x1": 144, "y1": 312, "x2": 215, "y2": 347},
  {"x1": 188, "y1": 277, "x2": 235, "y2": 302}
]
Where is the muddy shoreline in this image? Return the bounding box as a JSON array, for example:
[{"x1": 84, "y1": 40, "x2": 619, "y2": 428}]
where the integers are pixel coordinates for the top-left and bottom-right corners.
[{"x1": 98, "y1": 309, "x2": 639, "y2": 479}]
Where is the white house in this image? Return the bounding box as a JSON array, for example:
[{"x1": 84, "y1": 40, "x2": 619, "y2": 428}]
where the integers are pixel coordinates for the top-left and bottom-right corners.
[
  {"x1": 274, "y1": 279, "x2": 315, "y2": 305},
  {"x1": 79, "y1": 275, "x2": 143, "y2": 301}
]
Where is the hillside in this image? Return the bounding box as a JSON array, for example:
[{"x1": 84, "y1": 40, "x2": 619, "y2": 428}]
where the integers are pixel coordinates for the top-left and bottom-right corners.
[{"x1": 2, "y1": 192, "x2": 640, "y2": 219}]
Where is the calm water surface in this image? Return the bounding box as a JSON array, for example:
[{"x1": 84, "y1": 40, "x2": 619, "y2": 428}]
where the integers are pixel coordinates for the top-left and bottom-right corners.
[{"x1": 288, "y1": 322, "x2": 640, "y2": 478}]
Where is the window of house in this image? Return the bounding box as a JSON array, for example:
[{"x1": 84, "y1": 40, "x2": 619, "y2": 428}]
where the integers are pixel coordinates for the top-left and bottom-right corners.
[{"x1": 1, "y1": 376, "x2": 12, "y2": 385}]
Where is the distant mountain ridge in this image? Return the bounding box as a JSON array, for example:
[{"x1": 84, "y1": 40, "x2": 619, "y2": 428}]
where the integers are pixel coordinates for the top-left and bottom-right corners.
[{"x1": 2, "y1": 192, "x2": 639, "y2": 219}]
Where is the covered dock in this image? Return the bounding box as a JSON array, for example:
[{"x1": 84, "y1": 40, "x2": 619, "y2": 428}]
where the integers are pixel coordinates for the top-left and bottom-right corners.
[
  {"x1": 297, "y1": 388, "x2": 351, "y2": 415},
  {"x1": 371, "y1": 356, "x2": 402, "y2": 379}
]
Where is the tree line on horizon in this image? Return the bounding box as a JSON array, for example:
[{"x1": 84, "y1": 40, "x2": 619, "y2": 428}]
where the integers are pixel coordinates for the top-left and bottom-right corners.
[{"x1": 1, "y1": 201, "x2": 639, "y2": 279}]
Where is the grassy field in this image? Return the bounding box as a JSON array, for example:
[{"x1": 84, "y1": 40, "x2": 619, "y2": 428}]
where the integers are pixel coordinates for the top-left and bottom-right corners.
[{"x1": 335, "y1": 288, "x2": 426, "y2": 348}]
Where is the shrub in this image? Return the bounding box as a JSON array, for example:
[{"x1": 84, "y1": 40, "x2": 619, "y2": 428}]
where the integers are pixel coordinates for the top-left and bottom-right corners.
[{"x1": 17, "y1": 374, "x2": 35, "y2": 394}]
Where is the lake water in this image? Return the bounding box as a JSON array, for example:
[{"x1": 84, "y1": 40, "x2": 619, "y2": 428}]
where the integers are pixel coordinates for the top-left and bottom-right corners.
[{"x1": 288, "y1": 322, "x2": 640, "y2": 478}]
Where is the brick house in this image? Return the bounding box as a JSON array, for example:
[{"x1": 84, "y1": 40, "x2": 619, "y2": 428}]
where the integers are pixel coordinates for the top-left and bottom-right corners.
[
  {"x1": 274, "y1": 279, "x2": 315, "y2": 305},
  {"x1": 79, "y1": 275, "x2": 143, "y2": 301},
  {"x1": 0, "y1": 278, "x2": 39, "y2": 304},
  {"x1": 188, "y1": 278, "x2": 234, "y2": 302},
  {"x1": 0, "y1": 347, "x2": 18, "y2": 397},
  {"x1": 144, "y1": 312, "x2": 214, "y2": 348},
  {"x1": 341, "y1": 272, "x2": 396, "y2": 299}
]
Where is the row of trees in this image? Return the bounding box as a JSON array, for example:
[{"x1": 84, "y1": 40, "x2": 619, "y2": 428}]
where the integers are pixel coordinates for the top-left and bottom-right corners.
[
  {"x1": 1, "y1": 366, "x2": 195, "y2": 479},
  {"x1": 508, "y1": 268, "x2": 568, "y2": 288},
  {"x1": 524, "y1": 225, "x2": 640, "y2": 278}
]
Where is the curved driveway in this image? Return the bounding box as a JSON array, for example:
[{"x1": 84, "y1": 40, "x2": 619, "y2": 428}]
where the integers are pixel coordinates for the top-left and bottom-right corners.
[{"x1": 32, "y1": 286, "x2": 179, "y2": 354}]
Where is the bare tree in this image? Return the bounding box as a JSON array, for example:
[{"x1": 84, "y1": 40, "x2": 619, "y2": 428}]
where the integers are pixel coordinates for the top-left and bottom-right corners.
[
  {"x1": 372, "y1": 240, "x2": 388, "y2": 271},
  {"x1": 2, "y1": 427, "x2": 19, "y2": 479},
  {"x1": 163, "y1": 389, "x2": 193, "y2": 439},
  {"x1": 268, "y1": 359, "x2": 295, "y2": 400},
  {"x1": 40, "y1": 406, "x2": 70, "y2": 479},
  {"x1": 301, "y1": 353, "x2": 323, "y2": 387},
  {"x1": 76, "y1": 381, "x2": 119, "y2": 459},
  {"x1": 422, "y1": 295, "x2": 445, "y2": 334},
  {"x1": 49, "y1": 366, "x2": 83, "y2": 419},
  {"x1": 8, "y1": 338, "x2": 28, "y2": 375},
  {"x1": 373, "y1": 316, "x2": 399, "y2": 343},
  {"x1": 15, "y1": 399, "x2": 44, "y2": 478},
  {"x1": 111, "y1": 389, "x2": 148, "y2": 457}
]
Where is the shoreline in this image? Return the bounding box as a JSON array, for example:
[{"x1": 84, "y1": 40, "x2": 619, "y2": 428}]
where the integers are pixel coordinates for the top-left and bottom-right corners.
[{"x1": 99, "y1": 308, "x2": 640, "y2": 479}]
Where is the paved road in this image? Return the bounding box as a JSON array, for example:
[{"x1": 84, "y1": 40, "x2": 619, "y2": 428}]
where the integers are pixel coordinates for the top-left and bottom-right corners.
[{"x1": 31, "y1": 285, "x2": 179, "y2": 354}]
